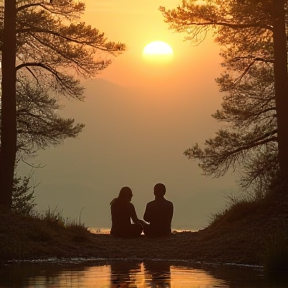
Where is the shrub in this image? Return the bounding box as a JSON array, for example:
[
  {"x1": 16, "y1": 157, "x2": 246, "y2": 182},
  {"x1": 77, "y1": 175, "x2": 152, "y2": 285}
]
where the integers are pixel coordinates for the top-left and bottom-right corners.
[{"x1": 12, "y1": 174, "x2": 37, "y2": 215}]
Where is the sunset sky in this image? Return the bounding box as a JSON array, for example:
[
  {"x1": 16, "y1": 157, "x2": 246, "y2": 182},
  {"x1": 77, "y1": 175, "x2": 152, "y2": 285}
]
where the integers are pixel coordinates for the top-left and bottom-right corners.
[{"x1": 20, "y1": 0, "x2": 240, "y2": 230}]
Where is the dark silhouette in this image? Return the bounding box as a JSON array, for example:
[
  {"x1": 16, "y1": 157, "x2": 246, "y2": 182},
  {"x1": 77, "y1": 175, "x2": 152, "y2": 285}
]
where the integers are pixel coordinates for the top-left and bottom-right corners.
[
  {"x1": 110, "y1": 261, "x2": 141, "y2": 287},
  {"x1": 110, "y1": 186, "x2": 145, "y2": 238},
  {"x1": 144, "y1": 261, "x2": 171, "y2": 287},
  {"x1": 0, "y1": 0, "x2": 17, "y2": 211},
  {"x1": 143, "y1": 183, "x2": 174, "y2": 238}
]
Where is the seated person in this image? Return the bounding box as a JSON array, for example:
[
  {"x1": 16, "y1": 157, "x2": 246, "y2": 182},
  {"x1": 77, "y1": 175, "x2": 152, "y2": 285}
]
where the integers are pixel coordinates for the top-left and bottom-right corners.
[
  {"x1": 110, "y1": 186, "x2": 145, "y2": 238},
  {"x1": 143, "y1": 183, "x2": 174, "y2": 238}
]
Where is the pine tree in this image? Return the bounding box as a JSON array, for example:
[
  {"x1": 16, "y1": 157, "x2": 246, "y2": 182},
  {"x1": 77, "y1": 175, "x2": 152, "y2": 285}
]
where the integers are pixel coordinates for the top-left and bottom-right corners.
[
  {"x1": 161, "y1": 0, "x2": 288, "y2": 193},
  {"x1": 12, "y1": 175, "x2": 36, "y2": 215},
  {"x1": 0, "y1": 0, "x2": 125, "y2": 210}
]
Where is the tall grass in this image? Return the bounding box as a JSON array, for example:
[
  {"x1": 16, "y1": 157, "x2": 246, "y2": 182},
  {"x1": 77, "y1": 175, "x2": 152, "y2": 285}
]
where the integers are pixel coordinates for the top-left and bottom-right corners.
[
  {"x1": 208, "y1": 192, "x2": 265, "y2": 227},
  {"x1": 31, "y1": 206, "x2": 88, "y2": 231},
  {"x1": 0, "y1": 206, "x2": 92, "y2": 260}
]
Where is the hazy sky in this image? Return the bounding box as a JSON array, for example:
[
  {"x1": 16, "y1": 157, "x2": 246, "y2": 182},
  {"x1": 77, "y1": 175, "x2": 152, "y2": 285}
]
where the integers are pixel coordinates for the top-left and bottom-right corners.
[{"x1": 19, "y1": 0, "x2": 240, "y2": 230}]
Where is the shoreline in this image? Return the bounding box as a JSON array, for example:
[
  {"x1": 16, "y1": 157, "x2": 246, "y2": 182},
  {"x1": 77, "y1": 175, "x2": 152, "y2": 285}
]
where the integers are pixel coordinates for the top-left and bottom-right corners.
[
  {"x1": 1, "y1": 194, "x2": 287, "y2": 267},
  {"x1": 0, "y1": 219, "x2": 279, "y2": 266},
  {"x1": 88, "y1": 228, "x2": 199, "y2": 234},
  {"x1": 0, "y1": 230, "x2": 267, "y2": 266},
  {"x1": 5, "y1": 253, "x2": 264, "y2": 270}
]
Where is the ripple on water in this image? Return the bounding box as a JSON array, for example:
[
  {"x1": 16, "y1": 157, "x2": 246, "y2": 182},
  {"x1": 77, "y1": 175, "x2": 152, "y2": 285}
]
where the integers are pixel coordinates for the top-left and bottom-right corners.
[{"x1": 0, "y1": 259, "x2": 271, "y2": 288}]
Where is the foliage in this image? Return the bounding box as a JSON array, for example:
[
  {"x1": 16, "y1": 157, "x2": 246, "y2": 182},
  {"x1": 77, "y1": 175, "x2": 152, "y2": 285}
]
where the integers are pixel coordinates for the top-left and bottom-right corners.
[
  {"x1": 160, "y1": 0, "x2": 285, "y2": 191},
  {"x1": 0, "y1": 0, "x2": 125, "y2": 161},
  {"x1": 12, "y1": 174, "x2": 36, "y2": 215},
  {"x1": 0, "y1": 0, "x2": 124, "y2": 160},
  {"x1": 0, "y1": 0, "x2": 125, "y2": 209},
  {"x1": 15, "y1": 82, "x2": 85, "y2": 157}
]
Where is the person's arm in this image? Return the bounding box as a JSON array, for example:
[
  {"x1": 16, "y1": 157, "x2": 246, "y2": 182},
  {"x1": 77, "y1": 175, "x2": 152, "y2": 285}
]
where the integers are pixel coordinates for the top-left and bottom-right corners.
[
  {"x1": 143, "y1": 203, "x2": 151, "y2": 223},
  {"x1": 168, "y1": 203, "x2": 174, "y2": 224},
  {"x1": 130, "y1": 203, "x2": 146, "y2": 226}
]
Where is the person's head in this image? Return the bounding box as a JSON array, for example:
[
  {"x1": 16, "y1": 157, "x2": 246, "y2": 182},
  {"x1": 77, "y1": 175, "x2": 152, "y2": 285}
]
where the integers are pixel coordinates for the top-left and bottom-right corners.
[
  {"x1": 154, "y1": 183, "x2": 166, "y2": 198},
  {"x1": 118, "y1": 186, "x2": 133, "y2": 202}
]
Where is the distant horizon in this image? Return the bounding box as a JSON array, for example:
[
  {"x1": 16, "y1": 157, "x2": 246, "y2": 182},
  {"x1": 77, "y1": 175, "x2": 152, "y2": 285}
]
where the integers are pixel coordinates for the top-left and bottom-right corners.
[
  {"x1": 88, "y1": 227, "x2": 199, "y2": 235},
  {"x1": 19, "y1": 0, "x2": 241, "y2": 231}
]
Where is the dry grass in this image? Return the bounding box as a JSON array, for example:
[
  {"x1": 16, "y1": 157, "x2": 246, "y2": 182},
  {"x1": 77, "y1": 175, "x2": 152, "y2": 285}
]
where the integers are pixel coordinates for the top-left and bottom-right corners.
[{"x1": 0, "y1": 192, "x2": 287, "y2": 268}]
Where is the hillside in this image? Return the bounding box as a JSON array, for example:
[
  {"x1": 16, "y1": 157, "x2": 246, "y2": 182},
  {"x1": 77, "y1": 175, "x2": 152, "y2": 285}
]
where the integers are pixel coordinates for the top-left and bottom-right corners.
[{"x1": 0, "y1": 192, "x2": 287, "y2": 266}]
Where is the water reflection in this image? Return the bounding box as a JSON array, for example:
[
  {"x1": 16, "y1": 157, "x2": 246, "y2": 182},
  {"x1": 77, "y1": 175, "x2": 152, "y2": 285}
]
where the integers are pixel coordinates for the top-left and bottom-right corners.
[
  {"x1": 0, "y1": 260, "x2": 286, "y2": 288},
  {"x1": 144, "y1": 261, "x2": 170, "y2": 288},
  {"x1": 110, "y1": 261, "x2": 141, "y2": 287}
]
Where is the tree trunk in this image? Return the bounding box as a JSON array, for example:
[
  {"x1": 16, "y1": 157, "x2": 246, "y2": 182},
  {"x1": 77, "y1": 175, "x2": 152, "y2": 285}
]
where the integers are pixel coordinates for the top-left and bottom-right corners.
[
  {"x1": 0, "y1": 0, "x2": 17, "y2": 211},
  {"x1": 272, "y1": 0, "x2": 288, "y2": 192}
]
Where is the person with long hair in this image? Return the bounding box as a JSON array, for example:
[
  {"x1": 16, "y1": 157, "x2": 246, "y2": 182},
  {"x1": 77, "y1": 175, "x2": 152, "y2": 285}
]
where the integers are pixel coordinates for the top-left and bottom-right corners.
[{"x1": 110, "y1": 186, "x2": 145, "y2": 238}]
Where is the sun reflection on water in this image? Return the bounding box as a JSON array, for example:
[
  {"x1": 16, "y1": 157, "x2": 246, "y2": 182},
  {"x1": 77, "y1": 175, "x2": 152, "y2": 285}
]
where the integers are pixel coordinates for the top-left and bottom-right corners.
[
  {"x1": 0, "y1": 260, "x2": 267, "y2": 288},
  {"x1": 24, "y1": 262, "x2": 228, "y2": 288}
]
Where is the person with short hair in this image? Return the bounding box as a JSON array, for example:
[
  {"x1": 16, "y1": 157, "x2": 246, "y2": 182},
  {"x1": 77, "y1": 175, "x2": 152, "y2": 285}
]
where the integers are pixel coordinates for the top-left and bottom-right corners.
[
  {"x1": 143, "y1": 183, "x2": 174, "y2": 237},
  {"x1": 110, "y1": 186, "x2": 145, "y2": 238}
]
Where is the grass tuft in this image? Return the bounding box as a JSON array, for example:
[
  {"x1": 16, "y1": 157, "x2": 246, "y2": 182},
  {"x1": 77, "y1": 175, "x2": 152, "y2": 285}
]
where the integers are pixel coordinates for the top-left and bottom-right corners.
[
  {"x1": 0, "y1": 207, "x2": 92, "y2": 261},
  {"x1": 208, "y1": 193, "x2": 264, "y2": 228}
]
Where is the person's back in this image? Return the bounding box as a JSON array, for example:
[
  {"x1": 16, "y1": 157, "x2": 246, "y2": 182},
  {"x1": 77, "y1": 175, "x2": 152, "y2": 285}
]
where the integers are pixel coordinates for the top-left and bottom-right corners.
[
  {"x1": 143, "y1": 183, "x2": 173, "y2": 237},
  {"x1": 111, "y1": 200, "x2": 134, "y2": 233},
  {"x1": 110, "y1": 186, "x2": 144, "y2": 238}
]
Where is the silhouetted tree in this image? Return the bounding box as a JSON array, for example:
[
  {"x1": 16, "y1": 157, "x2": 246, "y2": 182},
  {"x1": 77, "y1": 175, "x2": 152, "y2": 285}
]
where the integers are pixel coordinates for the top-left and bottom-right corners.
[
  {"x1": 161, "y1": 0, "x2": 288, "y2": 193},
  {"x1": 0, "y1": 0, "x2": 125, "y2": 211},
  {"x1": 188, "y1": 60, "x2": 278, "y2": 190},
  {"x1": 271, "y1": 0, "x2": 288, "y2": 192},
  {"x1": 1, "y1": 0, "x2": 17, "y2": 211}
]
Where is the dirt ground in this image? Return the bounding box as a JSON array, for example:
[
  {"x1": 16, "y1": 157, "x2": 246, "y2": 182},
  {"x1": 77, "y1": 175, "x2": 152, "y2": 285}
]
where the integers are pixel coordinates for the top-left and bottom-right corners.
[{"x1": 1, "y1": 194, "x2": 288, "y2": 266}]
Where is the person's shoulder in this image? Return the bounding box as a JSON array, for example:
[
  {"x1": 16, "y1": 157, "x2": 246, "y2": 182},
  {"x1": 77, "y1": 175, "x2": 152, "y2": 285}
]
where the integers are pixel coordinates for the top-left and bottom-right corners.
[
  {"x1": 128, "y1": 202, "x2": 137, "y2": 211},
  {"x1": 146, "y1": 200, "x2": 155, "y2": 206},
  {"x1": 165, "y1": 199, "x2": 173, "y2": 205}
]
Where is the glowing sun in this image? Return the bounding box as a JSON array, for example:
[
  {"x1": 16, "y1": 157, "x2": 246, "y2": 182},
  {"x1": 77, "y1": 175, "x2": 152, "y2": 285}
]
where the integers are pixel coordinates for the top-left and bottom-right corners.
[{"x1": 142, "y1": 41, "x2": 174, "y2": 62}]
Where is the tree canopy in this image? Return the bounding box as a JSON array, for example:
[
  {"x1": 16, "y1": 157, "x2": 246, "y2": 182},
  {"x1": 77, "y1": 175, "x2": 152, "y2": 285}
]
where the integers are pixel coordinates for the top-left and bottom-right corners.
[
  {"x1": 0, "y1": 0, "x2": 125, "y2": 210},
  {"x1": 161, "y1": 0, "x2": 288, "y2": 193}
]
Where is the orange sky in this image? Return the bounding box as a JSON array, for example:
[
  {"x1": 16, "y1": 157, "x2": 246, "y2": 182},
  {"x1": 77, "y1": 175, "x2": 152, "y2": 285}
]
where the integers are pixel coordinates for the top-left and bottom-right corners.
[
  {"x1": 20, "y1": 0, "x2": 239, "y2": 230},
  {"x1": 83, "y1": 0, "x2": 221, "y2": 87}
]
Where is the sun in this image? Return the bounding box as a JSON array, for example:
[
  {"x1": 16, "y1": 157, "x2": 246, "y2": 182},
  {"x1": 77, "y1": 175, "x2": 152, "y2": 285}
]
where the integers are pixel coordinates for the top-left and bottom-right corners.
[{"x1": 142, "y1": 41, "x2": 174, "y2": 62}]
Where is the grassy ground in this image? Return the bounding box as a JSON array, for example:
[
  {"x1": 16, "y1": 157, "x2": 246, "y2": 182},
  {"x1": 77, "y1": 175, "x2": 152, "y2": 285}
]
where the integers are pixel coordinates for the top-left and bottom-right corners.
[{"x1": 0, "y1": 192, "x2": 287, "y2": 267}]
